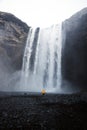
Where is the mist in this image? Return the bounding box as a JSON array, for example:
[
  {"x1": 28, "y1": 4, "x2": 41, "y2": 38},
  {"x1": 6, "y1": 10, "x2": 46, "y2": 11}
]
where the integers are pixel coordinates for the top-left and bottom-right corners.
[{"x1": 0, "y1": 56, "x2": 21, "y2": 91}]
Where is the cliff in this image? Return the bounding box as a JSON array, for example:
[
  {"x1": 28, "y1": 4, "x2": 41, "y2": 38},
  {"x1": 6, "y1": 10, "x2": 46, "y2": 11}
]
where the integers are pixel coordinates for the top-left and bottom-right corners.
[
  {"x1": 0, "y1": 11, "x2": 29, "y2": 71},
  {"x1": 62, "y1": 8, "x2": 87, "y2": 89}
]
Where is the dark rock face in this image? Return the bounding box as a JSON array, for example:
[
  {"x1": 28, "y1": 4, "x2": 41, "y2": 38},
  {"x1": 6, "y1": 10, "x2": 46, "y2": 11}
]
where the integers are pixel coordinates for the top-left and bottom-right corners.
[
  {"x1": 62, "y1": 8, "x2": 87, "y2": 88},
  {"x1": 0, "y1": 11, "x2": 29, "y2": 71}
]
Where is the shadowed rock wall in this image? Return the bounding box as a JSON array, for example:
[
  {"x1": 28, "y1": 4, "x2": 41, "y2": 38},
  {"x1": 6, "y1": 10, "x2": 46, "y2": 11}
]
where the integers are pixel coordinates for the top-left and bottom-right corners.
[{"x1": 62, "y1": 8, "x2": 87, "y2": 88}]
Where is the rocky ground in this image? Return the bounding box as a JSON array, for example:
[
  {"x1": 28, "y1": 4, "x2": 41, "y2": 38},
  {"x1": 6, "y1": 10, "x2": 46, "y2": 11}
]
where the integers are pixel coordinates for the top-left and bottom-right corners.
[{"x1": 0, "y1": 92, "x2": 87, "y2": 130}]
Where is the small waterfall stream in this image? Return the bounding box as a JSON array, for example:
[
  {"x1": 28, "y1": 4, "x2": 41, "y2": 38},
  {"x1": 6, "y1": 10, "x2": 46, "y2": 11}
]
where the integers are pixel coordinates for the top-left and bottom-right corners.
[{"x1": 20, "y1": 24, "x2": 62, "y2": 92}]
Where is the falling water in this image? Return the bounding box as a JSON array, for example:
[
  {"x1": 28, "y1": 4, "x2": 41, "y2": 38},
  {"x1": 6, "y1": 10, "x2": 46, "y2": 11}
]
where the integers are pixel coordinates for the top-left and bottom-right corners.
[
  {"x1": 20, "y1": 24, "x2": 62, "y2": 92},
  {"x1": 22, "y1": 28, "x2": 36, "y2": 76}
]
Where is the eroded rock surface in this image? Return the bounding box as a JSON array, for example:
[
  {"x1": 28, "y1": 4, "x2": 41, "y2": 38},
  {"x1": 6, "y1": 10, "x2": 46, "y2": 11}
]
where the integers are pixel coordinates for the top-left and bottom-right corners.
[
  {"x1": 62, "y1": 8, "x2": 87, "y2": 89},
  {"x1": 0, "y1": 11, "x2": 29, "y2": 70}
]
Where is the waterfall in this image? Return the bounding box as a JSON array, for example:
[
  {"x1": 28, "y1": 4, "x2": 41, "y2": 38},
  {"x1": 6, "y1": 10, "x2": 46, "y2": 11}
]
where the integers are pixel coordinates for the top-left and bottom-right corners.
[
  {"x1": 22, "y1": 28, "x2": 36, "y2": 76},
  {"x1": 20, "y1": 24, "x2": 62, "y2": 92}
]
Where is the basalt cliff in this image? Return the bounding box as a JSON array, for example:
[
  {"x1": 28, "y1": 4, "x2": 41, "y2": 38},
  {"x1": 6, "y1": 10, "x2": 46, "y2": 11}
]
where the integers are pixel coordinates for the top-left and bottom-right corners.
[
  {"x1": 62, "y1": 8, "x2": 87, "y2": 89},
  {"x1": 0, "y1": 11, "x2": 29, "y2": 71}
]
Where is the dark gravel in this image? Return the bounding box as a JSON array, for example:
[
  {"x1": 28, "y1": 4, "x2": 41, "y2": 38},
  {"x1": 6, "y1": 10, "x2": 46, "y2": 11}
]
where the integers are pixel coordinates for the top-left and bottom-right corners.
[{"x1": 0, "y1": 92, "x2": 87, "y2": 130}]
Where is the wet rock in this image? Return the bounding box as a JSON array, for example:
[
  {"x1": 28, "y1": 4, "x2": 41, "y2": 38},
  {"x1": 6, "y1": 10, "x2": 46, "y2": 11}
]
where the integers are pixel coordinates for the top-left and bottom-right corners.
[
  {"x1": 62, "y1": 8, "x2": 87, "y2": 89},
  {"x1": 0, "y1": 11, "x2": 29, "y2": 70}
]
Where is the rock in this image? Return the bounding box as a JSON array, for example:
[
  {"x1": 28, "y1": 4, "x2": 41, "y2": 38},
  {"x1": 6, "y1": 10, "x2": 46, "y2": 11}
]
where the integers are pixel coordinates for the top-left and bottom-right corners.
[
  {"x1": 62, "y1": 8, "x2": 87, "y2": 89},
  {"x1": 0, "y1": 11, "x2": 29, "y2": 70}
]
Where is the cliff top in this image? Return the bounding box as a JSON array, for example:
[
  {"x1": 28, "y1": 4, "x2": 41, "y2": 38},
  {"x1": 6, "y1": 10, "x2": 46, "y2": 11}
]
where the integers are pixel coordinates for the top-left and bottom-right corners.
[{"x1": 0, "y1": 11, "x2": 29, "y2": 33}]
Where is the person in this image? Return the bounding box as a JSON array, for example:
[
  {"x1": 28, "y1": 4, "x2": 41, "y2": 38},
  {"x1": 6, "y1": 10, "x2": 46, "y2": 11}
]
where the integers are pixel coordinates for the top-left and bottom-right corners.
[{"x1": 41, "y1": 89, "x2": 46, "y2": 95}]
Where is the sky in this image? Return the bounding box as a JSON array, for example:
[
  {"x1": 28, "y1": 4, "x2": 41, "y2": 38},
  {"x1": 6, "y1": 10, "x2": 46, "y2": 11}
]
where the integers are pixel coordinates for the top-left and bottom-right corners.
[{"x1": 0, "y1": 0, "x2": 87, "y2": 28}]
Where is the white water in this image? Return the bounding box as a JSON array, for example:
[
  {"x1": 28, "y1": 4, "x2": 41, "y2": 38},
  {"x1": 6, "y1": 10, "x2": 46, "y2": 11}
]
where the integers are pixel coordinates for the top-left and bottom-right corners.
[
  {"x1": 20, "y1": 24, "x2": 62, "y2": 92},
  {"x1": 22, "y1": 28, "x2": 36, "y2": 76}
]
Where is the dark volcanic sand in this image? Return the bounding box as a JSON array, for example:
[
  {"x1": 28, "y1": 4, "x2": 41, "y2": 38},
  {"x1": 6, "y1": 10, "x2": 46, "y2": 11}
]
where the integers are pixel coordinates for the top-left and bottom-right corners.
[{"x1": 0, "y1": 92, "x2": 87, "y2": 130}]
